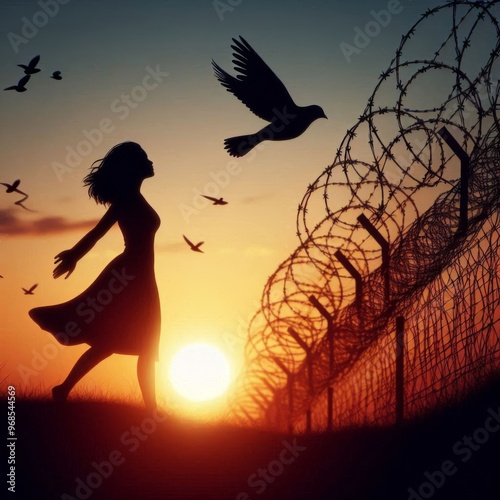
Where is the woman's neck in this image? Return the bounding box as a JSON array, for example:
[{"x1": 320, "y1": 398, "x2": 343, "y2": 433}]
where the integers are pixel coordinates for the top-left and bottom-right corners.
[{"x1": 111, "y1": 183, "x2": 143, "y2": 204}]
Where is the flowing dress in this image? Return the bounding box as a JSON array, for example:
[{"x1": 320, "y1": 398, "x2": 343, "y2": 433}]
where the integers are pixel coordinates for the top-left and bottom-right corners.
[{"x1": 29, "y1": 196, "x2": 161, "y2": 360}]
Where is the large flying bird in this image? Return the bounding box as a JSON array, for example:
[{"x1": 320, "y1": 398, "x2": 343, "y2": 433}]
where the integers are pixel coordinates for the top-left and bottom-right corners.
[{"x1": 212, "y1": 37, "x2": 326, "y2": 157}]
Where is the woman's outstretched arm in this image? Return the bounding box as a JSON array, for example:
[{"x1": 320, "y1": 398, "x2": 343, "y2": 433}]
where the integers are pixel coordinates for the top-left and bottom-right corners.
[{"x1": 53, "y1": 206, "x2": 118, "y2": 279}]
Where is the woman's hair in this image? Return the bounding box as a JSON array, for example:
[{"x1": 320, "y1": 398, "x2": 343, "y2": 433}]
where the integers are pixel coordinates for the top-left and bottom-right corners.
[{"x1": 83, "y1": 142, "x2": 146, "y2": 205}]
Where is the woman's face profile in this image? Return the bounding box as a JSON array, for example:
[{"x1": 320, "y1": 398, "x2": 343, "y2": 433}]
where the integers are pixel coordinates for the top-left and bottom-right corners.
[
  {"x1": 133, "y1": 148, "x2": 154, "y2": 180},
  {"x1": 141, "y1": 155, "x2": 155, "y2": 179}
]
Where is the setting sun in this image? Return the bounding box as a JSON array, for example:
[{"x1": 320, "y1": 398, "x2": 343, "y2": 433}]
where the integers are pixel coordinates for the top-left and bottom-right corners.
[{"x1": 169, "y1": 343, "x2": 231, "y2": 402}]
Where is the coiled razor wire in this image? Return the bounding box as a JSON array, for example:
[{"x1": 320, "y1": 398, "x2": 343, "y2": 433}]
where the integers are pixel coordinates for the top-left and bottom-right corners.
[{"x1": 230, "y1": 1, "x2": 500, "y2": 431}]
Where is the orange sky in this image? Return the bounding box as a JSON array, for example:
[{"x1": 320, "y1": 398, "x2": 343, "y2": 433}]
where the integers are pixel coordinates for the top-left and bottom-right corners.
[{"x1": 2, "y1": 0, "x2": 495, "y2": 416}]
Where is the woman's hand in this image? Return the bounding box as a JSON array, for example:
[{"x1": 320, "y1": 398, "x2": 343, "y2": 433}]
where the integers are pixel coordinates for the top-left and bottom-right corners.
[{"x1": 53, "y1": 249, "x2": 78, "y2": 279}]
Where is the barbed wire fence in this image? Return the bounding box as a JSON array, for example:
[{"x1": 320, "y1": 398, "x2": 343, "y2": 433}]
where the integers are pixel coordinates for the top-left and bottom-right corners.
[{"x1": 229, "y1": 1, "x2": 500, "y2": 432}]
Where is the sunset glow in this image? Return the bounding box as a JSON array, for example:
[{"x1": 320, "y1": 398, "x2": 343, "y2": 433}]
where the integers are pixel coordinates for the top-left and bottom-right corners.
[
  {"x1": 168, "y1": 343, "x2": 231, "y2": 402},
  {"x1": 1, "y1": 0, "x2": 489, "y2": 417}
]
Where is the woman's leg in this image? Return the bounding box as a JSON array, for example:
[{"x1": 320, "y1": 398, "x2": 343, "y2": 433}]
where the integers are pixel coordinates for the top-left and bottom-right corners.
[
  {"x1": 53, "y1": 346, "x2": 112, "y2": 401},
  {"x1": 137, "y1": 354, "x2": 156, "y2": 410}
]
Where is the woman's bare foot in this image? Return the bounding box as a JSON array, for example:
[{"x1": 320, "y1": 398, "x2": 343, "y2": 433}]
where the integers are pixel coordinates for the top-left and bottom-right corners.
[{"x1": 52, "y1": 385, "x2": 68, "y2": 402}]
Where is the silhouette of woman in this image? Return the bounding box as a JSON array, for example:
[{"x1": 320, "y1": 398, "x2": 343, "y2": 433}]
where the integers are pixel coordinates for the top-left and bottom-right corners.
[{"x1": 29, "y1": 142, "x2": 161, "y2": 410}]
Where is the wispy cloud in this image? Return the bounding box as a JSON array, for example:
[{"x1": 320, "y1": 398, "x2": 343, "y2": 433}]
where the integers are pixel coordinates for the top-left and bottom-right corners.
[{"x1": 0, "y1": 208, "x2": 98, "y2": 236}]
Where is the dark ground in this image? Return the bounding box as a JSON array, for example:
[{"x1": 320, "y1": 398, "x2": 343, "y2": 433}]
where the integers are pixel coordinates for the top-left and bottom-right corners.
[{"x1": 3, "y1": 378, "x2": 500, "y2": 500}]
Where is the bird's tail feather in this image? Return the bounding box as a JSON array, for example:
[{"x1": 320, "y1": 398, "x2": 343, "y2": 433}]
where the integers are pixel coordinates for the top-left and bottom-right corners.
[{"x1": 224, "y1": 134, "x2": 262, "y2": 157}]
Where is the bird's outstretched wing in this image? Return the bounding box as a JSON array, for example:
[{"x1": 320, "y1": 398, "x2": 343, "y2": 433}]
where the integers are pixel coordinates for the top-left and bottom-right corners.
[
  {"x1": 29, "y1": 55, "x2": 40, "y2": 69},
  {"x1": 19, "y1": 75, "x2": 30, "y2": 87},
  {"x1": 202, "y1": 195, "x2": 217, "y2": 202},
  {"x1": 183, "y1": 235, "x2": 193, "y2": 247},
  {"x1": 3, "y1": 86, "x2": 17, "y2": 91},
  {"x1": 212, "y1": 36, "x2": 296, "y2": 122}
]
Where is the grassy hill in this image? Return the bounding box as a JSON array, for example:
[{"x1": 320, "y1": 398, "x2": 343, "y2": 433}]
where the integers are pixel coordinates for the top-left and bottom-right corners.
[{"x1": 4, "y1": 378, "x2": 500, "y2": 499}]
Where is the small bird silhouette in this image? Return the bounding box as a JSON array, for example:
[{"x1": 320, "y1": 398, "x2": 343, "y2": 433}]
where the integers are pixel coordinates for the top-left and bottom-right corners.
[
  {"x1": 0, "y1": 179, "x2": 33, "y2": 211},
  {"x1": 22, "y1": 284, "x2": 38, "y2": 295},
  {"x1": 4, "y1": 75, "x2": 30, "y2": 92},
  {"x1": 0, "y1": 180, "x2": 21, "y2": 193},
  {"x1": 183, "y1": 235, "x2": 204, "y2": 253},
  {"x1": 51, "y1": 71, "x2": 62, "y2": 80},
  {"x1": 212, "y1": 36, "x2": 327, "y2": 157},
  {"x1": 202, "y1": 195, "x2": 228, "y2": 205},
  {"x1": 18, "y1": 55, "x2": 41, "y2": 75}
]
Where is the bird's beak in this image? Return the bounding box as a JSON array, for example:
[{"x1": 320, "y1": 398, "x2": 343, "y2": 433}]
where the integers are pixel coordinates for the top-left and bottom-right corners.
[{"x1": 322, "y1": 112, "x2": 328, "y2": 119}]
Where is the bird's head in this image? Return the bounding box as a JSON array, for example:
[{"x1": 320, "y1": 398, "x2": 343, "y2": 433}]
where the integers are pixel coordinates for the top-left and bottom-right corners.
[
  {"x1": 314, "y1": 105, "x2": 327, "y2": 120},
  {"x1": 305, "y1": 105, "x2": 328, "y2": 122}
]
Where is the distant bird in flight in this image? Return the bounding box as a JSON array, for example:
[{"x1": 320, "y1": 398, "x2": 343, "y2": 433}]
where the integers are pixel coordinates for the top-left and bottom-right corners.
[
  {"x1": 183, "y1": 235, "x2": 204, "y2": 253},
  {"x1": 18, "y1": 55, "x2": 41, "y2": 75},
  {"x1": 0, "y1": 179, "x2": 33, "y2": 211},
  {"x1": 202, "y1": 195, "x2": 228, "y2": 205},
  {"x1": 4, "y1": 75, "x2": 30, "y2": 93},
  {"x1": 22, "y1": 284, "x2": 38, "y2": 295},
  {"x1": 212, "y1": 36, "x2": 327, "y2": 157},
  {"x1": 0, "y1": 180, "x2": 22, "y2": 193},
  {"x1": 51, "y1": 71, "x2": 62, "y2": 80}
]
